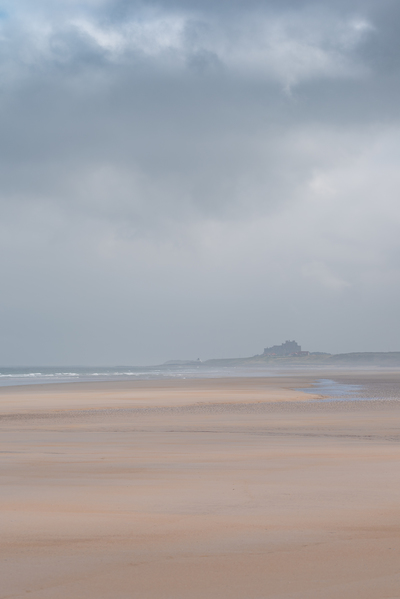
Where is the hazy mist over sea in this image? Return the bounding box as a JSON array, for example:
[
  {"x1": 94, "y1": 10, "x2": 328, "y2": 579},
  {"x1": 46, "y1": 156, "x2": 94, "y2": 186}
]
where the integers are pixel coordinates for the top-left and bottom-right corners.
[{"x1": 1, "y1": 0, "x2": 400, "y2": 365}]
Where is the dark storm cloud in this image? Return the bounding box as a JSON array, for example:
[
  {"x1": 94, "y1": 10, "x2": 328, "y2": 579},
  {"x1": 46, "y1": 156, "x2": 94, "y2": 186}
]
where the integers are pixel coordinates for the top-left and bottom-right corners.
[
  {"x1": 0, "y1": 0, "x2": 377, "y2": 220},
  {"x1": 0, "y1": 0, "x2": 400, "y2": 364}
]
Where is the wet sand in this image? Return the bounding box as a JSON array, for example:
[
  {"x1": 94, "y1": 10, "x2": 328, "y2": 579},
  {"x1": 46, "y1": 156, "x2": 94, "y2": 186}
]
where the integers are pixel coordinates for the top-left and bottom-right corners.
[{"x1": 1, "y1": 373, "x2": 400, "y2": 598}]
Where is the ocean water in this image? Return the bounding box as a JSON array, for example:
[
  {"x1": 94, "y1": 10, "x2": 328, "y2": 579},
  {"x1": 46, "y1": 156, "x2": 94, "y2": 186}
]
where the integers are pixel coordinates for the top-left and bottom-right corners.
[
  {"x1": 0, "y1": 365, "x2": 195, "y2": 387},
  {"x1": 0, "y1": 364, "x2": 279, "y2": 387}
]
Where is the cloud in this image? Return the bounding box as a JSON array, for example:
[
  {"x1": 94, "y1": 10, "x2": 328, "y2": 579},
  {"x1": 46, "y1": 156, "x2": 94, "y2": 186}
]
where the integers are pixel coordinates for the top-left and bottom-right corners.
[
  {"x1": 0, "y1": 1, "x2": 373, "y2": 88},
  {"x1": 302, "y1": 261, "x2": 351, "y2": 291},
  {"x1": 0, "y1": 0, "x2": 400, "y2": 363}
]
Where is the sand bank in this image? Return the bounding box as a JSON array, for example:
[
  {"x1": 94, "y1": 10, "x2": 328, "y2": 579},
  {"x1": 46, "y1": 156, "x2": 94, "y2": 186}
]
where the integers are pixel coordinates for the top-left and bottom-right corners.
[
  {"x1": 1, "y1": 374, "x2": 400, "y2": 598},
  {"x1": 0, "y1": 376, "x2": 322, "y2": 414}
]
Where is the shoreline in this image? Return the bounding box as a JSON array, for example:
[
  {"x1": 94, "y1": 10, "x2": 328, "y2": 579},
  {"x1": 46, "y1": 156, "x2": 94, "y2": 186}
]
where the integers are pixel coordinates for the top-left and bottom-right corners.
[
  {"x1": 1, "y1": 363, "x2": 400, "y2": 390},
  {"x1": 2, "y1": 368, "x2": 400, "y2": 408}
]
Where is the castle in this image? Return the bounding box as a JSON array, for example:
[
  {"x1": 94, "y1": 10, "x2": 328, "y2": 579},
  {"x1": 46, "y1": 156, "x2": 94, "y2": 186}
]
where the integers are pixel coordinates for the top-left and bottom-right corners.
[{"x1": 263, "y1": 340, "x2": 308, "y2": 356}]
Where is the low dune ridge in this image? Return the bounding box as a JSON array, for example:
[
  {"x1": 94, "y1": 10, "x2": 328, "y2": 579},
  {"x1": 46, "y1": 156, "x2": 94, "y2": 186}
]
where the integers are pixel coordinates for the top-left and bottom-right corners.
[{"x1": 1, "y1": 372, "x2": 400, "y2": 598}]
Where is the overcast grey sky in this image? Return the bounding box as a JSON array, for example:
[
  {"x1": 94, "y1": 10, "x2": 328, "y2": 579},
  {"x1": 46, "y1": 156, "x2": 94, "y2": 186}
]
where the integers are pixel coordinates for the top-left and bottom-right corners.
[{"x1": 1, "y1": 0, "x2": 400, "y2": 365}]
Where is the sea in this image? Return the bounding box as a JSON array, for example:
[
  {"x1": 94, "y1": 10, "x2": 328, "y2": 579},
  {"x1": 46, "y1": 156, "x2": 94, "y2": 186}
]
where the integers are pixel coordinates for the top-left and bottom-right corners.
[{"x1": 0, "y1": 364, "x2": 278, "y2": 388}]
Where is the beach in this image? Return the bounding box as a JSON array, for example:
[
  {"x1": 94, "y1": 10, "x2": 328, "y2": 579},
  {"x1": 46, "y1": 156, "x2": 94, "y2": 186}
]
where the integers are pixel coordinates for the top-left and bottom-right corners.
[{"x1": 1, "y1": 373, "x2": 400, "y2": 598}]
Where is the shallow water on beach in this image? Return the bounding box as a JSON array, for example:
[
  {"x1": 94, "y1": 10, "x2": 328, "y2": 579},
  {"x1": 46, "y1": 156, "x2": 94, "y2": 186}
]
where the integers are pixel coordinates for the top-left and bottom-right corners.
[
  {"x1": 301, "y1": 378, "x2": 400, "y2": 402},
  {"x1": 300, "y1": 379, "x2": 365, "y2": 401}
]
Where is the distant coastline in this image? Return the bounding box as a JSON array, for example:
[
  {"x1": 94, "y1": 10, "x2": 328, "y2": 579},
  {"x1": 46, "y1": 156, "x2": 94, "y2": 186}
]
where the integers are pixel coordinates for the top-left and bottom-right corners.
[{"x1": 200, "y1": 351, "x2": 400, "y2": 367}]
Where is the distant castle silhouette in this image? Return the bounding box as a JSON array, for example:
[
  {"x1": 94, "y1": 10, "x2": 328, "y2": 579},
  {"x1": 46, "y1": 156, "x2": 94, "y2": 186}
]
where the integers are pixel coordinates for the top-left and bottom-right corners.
[{"x1": 263, "y1": 340, "x2": 308, "y2": 356}]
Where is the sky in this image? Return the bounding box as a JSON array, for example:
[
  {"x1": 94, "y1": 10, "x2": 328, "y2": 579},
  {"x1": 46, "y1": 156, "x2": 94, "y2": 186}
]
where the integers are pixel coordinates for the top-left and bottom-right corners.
[{"x1": 1, "y1": 0, "x2": 400, "y2": 365}]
